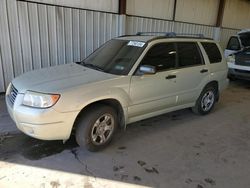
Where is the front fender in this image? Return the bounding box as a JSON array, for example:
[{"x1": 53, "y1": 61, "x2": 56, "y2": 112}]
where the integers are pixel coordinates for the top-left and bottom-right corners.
[{"x1": 53, "y1": 77, "x2": 131, "y2": 114}]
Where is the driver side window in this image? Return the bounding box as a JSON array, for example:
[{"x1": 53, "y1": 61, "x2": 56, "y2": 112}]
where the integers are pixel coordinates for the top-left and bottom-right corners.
[{"x1": 140, "y1": 43, "x2": 176, "y2": 72}]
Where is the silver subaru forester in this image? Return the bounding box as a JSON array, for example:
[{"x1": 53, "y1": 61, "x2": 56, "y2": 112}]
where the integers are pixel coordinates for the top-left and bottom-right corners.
[{"x1": 6, "y1": 32, "x2": 229, "y2": 151}]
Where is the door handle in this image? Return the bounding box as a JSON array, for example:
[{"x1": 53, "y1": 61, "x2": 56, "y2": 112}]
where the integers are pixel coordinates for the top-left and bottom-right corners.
[
  {"x1": 165, "y1": 75, "x2": 176, "y2": 79},
  {"x1": 200, "y1": 69, "x2": 208, "y2": 73}
]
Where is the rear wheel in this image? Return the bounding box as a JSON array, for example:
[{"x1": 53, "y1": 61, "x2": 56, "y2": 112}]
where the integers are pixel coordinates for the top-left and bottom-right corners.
[
  {"x1": 192, "y1": 86, "x2": 217, "y2": 115},
  {"x1": 76, "y1": 105, "x2": 118, "y2": 152}
]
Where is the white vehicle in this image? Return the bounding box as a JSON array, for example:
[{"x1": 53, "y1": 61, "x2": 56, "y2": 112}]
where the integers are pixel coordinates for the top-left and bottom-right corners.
[
  {"x1": 6, "y1": 32, "x2": 229, "y2": 151},
  {"x1": 225, "y1": 29, "x2": 250, "y2": 80}
]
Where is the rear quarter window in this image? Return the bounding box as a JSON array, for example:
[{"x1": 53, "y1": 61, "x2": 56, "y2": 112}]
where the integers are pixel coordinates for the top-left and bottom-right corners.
[{"x1": 201, "y1": 42, "x2": 222, "y2": 64}]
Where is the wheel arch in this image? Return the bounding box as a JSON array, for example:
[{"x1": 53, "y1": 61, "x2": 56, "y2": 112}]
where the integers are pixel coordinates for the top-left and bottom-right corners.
[
  {"x1": 202, "y1": 80, "x2": 219, "y2": 101},
  {"x1": 192, "y1": 80, "x2": 219, "y2": 115},
  {"x1": 72, "y1": 98, "x2": 126, "y2": 134}
]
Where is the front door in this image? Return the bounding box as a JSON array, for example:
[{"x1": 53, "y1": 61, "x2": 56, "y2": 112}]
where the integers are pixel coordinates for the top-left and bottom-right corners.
[{"x1": 128, "y1": 42, "x2": 178, "y2": 121}]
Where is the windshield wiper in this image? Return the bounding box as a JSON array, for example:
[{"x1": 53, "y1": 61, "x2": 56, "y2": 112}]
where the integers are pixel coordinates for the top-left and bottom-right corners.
[{"x1": 81, "y1": 62, "x2": 104, "y2": 72}]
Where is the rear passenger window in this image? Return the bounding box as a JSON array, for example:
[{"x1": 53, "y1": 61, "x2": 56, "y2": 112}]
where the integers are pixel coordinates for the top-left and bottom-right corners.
[
  {"x1": 201, "y1": 42, "x2": 222, "y2": 63},
  {"x1": 141, "y1": 43, "x2": 176, "y2": 72},
  {"x1": 177, "y1": 42, "x2": 203, "y2": 68}
]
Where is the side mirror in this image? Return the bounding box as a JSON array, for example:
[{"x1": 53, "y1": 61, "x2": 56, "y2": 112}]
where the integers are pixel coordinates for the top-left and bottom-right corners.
[{"x1": 139, "y1": 65, "x2": 156, "y2": 75}]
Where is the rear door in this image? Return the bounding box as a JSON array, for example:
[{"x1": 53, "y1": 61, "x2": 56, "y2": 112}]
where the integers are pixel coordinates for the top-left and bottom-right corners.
[{"x1": 174, "y1": 42, "x2": 209, "y2": 105}]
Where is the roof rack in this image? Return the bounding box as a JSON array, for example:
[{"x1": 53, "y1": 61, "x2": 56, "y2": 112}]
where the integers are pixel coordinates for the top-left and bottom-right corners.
[
  {"x1": 136, "y1": 32, "x2": 205, "y2": 38},
  {"x1": 136, "y1": 32, "x2": 176, "y2": 37}
]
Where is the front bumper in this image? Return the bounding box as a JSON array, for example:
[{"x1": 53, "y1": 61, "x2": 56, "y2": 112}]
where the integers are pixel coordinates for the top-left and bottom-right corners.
[
  {"x1": 227, "y1": 62, "x2": 250, "y2": 80},
  {"x1": 5, "y1": 93, "x2": 79, "y2": 140}
]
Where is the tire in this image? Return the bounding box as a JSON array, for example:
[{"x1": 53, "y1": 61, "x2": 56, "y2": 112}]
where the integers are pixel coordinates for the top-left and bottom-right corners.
[
  {"x1": 192, "y1": 85, "x2": 217, "y2": 115},
  {"x1": 228, "y1": 75, "x2": 236, "y2": 81},
  {"x1": 76, "y1": 104, "x2": 118, "y2": 152}
]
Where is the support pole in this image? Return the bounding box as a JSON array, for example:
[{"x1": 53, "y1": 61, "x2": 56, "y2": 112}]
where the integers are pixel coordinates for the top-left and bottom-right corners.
[
  {"x1": 172, "y1": 0, "x2": 177, "y2": 21},
  {"x1": 118, "y1": 0, "x2": 127, "y2": 36},
  {"x1": 216, "y1": 0, "x2": 226, "y2": 27},
  {"x1": 119, "y1": 0, "x2": 126, "y2": 15}
]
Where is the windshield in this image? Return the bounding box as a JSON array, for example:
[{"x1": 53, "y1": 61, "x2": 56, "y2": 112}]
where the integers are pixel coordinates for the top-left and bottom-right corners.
[
  {"x1": 239, "y1": 32, "x2": 250, "y2": 47},
  {"x1": 81, "y1": 39, "x2": 146, "y2": 75}
]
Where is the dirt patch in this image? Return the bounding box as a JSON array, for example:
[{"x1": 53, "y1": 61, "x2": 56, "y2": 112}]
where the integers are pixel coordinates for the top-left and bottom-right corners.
[
  {"x1": 204, "y1": 178, "x2": 216, "y2": 185},
  {"x1": 113, "y1": 165, "x2": 124, "y2": 172},
  {"x1": 144, "y1": 167, "x2": 159, "y2": 174},
  {"x1": 118, "y1": 146, "x2": 126, "y2": 150},
  {"x1": 137, "y1": 160, "x2": 146, "y2": 166}
]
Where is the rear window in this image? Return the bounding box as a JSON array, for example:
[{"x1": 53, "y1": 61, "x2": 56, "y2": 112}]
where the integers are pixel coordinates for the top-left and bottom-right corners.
[
  {"x1": 201, "y1": 42, "x2": 222, "y2": 64},
  {"x1": 177, "y1": 42, "x2": 203, "y2": 68}
]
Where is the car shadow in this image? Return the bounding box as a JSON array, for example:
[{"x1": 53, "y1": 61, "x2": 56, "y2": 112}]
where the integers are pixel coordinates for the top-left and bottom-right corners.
[
  {"x1": 228, "y1": 79, "x2": 250, "y2": 89},
  {"x1": 0, "y1": 107, "x2": 199, "y2": 187}
]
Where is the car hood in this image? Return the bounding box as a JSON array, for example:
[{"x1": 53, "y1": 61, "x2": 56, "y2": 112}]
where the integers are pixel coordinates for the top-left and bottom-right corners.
[
  {"x1": 12, "y1": 63, "x2": 117, "y2": 93},
  {"x1": 235, "y1": 48, "x2": 250, "y2": 65}
]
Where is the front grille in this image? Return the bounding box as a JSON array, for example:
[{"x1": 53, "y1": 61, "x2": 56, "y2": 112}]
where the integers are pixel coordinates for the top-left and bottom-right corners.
[
  {"x1": 235, "y1": 61, "x2": 250, "y2": 66},
  {"x1": 235, "y1": 69, "x2": 250, "y2": 74},
  {"x1": 235, "y1": 54, "x2": 250, "y2": 67},
  {"x1": 8, "y1": 84, "x2": 18, "y2": 105}
]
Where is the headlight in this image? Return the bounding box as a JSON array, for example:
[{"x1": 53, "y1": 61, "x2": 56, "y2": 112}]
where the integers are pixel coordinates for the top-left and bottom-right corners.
[
  {"x1": 5, "y1": 83, "x2": 12, "y2": 96},
  {"x1": 23, "y1": 91, "x2": 60, "y2": 108},
  {"x1": 227, "y1": 54, "x2": 235, "y2": 64}
]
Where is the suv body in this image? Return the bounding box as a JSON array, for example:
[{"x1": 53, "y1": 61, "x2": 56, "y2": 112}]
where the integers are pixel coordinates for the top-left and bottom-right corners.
[
  {"x1": 225, "y1": 29, "x2": 250, "y2": 80},
  {"x1": 6, "y1": 33, "x2": 228, "y2": 151}
]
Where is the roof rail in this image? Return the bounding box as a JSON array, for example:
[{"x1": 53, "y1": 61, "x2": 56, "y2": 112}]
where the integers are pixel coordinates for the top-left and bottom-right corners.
[
  {"x1": 136, "y1": 32, "x2": 205, "y2": 38},
  {"x1": 177, "y1": 33, "x2": 205, "y2": 38},
  {"x1": 136, "y1": 32, "x2": 176, "y2": 37}
]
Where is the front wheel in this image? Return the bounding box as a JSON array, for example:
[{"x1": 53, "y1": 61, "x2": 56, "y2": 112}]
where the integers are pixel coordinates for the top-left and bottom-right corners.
[
  {"x1": 76, "y1": 105, "x2": 118, "y2": 152},
  {"x1": 192, "y1": 86, "x2": 217, "y2": 115}
]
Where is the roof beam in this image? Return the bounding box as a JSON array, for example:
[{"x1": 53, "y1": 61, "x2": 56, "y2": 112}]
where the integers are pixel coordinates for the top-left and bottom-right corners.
[
  {"x1": 216, "y1": 0, "x2": 226, "y2": 27},
  {"x1": 172, "y1": 0, "x2": 177, "y2": 21},
  {"x1": 119, "y1": 0, "x2": 126, "y2": 14}
]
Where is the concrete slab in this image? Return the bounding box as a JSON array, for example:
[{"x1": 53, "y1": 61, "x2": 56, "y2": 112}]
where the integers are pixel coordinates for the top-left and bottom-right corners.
[{"x1": 0, "y1": 80, "x2": 250, "y2": 188}]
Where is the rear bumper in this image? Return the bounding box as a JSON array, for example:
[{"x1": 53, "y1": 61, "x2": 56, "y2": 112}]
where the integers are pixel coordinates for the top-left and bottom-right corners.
[{"x1": 5, "y1": 93, "x2": 79, "y2": 140}]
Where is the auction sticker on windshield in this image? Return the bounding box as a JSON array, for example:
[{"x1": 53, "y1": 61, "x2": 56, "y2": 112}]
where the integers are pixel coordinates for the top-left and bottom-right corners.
[{"x1": 127, "y1": 41, "x2": 145, "y2": 47}]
